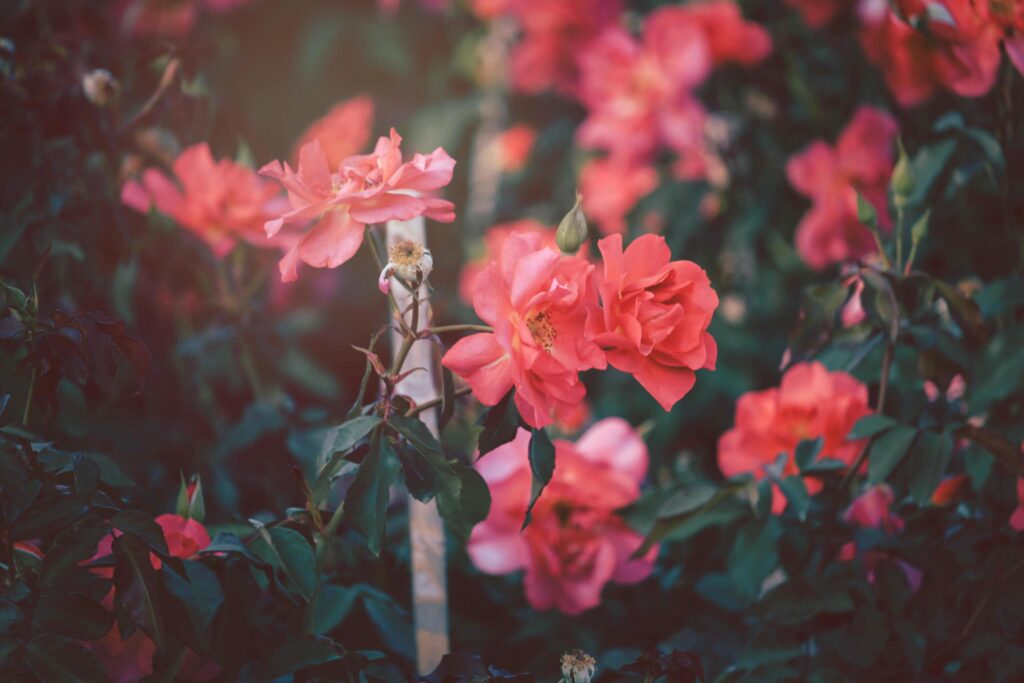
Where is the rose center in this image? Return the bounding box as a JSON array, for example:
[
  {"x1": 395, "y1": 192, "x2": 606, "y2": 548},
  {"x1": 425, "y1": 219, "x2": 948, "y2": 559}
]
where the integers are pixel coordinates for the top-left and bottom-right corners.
[{"x1": 526, "y1": 310, "x2": 557, "y2": 352}]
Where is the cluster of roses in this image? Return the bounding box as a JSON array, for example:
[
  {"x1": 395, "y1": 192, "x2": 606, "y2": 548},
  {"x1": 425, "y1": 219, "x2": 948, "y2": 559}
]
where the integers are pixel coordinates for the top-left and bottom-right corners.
[
  {"x1": 443, "y1": 231, "x2": 719, "y2": 428},
  {"x1": 789, "y1": 0, "x2": 1024, "y2": 107}
]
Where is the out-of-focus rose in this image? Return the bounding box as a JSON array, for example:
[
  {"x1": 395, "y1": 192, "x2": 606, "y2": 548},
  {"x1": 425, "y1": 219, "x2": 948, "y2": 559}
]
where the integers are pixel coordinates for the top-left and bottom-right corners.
[
  {"x1": 717, "y1": 361, "x2": 872, "y2": 513},
  {"x1": 443, "y1": 233, "x2": 605, "y2": 429},
  {"x1": 786, "y1": 106, "x2": 898, "y2": 270},
  {"x1": 260, "y1": 129, "x2": 456, "y2": 282},
  {"x1": 121, "y1": 143, "x2": 287, "y2": 259},
  {"x1": 468, "y1": 420, "x2": 657, "y2": 614},
  {"x1": 839, "y1": 485, "x2": 922, "y2": 591},
  {"x1": 578, "y1": 158, "x2": 659, "y2": 235},
  {"x1": 494, "y1": 124, "x2": 537, "y2": 172},
  {"x1": 1012, "y1": 479, "x2": 1024, "y2": 531},
  {"x1": 931, "y1": 474, "x2": 967, "y2": 506},
  {"x1": 587, "y1": 234, "x2": 718, "y2": 412},
  {"x1": 116, "y1": 0, "x2": 251, "y2": 38},
  {"x1": 292, "y1": 95, "x2": 374, "y2": 171}
]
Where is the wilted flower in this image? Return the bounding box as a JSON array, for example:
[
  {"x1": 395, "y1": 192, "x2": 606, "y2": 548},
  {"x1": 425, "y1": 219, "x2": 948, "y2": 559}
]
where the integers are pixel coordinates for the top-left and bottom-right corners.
[
  {"x1": 561, "y1": 649, "x2": 597, "y2": 683},
  {"x1": 378, "y1": 239, "x2": 432, "y2": 294},
  {"x1": 442, "y1": 232, "x2": 605, "y2": 429},
  {"x1": 468, "y1": 420, "x2": 658, "y2": 614},
  {"x1": 586, "y1": 234, "x2": 718, "y2": 412},
  {"x1": 259, "y1": 129, "x2": 456, "y2": 282},
  {"x1": 82, "y1": 69, "x2": 119, "y2": 106},
  {"x1": 717, "y1": 361, "x2": 872, "y2": 513}
]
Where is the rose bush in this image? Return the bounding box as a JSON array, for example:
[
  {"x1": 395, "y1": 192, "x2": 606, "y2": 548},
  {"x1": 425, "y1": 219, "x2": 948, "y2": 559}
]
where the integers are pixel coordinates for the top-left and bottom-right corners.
[{"x1": 0, "y1": 0, "x2": 1022, "y2": 681}]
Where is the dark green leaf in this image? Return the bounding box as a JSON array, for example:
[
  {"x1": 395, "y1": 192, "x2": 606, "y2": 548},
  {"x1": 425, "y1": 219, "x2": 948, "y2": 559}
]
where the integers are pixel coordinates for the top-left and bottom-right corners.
[
  {"x1": 247, "y1": 635, "x2": 346, "y2": 679},
  {"x1": 0, "y1": 598, "x2": 23, "y2": 633},
  {"x1": 33, "y1": 593, "x2": 112, "y2": 640},
  {"x1": 24, "y1": 633, "x2": 111, "y2": 683},
  {"x1": 847, "y1": 414, "x2": 898, "y2": 441},
  {"x1": 777, "y1": 476, "x2": 810, "y2": 521},
  {"x1": 907, "y1": 429, "x2": 954, "y2": 505},
  {"x1": 251, "y1": 524, "x2": 317, "y2": 601},
  {"x1": 522, "y1": 428, "x2": 555, "y2": 531},
  {"x1": 112, "y1": 534, "x2": 166, "y2": 655},
  {"x1": 758, "y1": 577, "x2": 855, "y2": 625},
  {"x1": 344, "y1": 431, "x2": 399, "y2": 556},
  {"x1": 311, "y1": 584, "x2": 359, "y2": 636},
  {"x1": 161, "y1": 560, "x2": 224, "y2": 639},
  {"x1": 361, "y1": 588, "x2": 415, "y2": 662},
  {"x1": 867, "y1": 427, "x2": 918, "y2": 485},
  {"x1": 10, "y1": 497, "x2": 87, "y2": 540},
  {"x1": 862, "y1": 271, "x2": 900, "y2": 342},
  {"x1": 476, "y1": 391, "x2": 521, "y2": 456},
  {"x1": 316, "y1": 416, "x2": 381, "y2": 472},
  {"x1": 437, "y1": 465, "x2": 490, "y2": 540},
  {"x1": 73, "y1": 455, "x2": 100, "y2": 500},
  {"x1": 39, "y1": 514, "x2": 108, "y2": 586},
  {"x1": 794, "y1": 438, "x2": 824, "y2": 471},
  {"x1": 110, "y1": 510, "x2": 168, "y2": 555}
]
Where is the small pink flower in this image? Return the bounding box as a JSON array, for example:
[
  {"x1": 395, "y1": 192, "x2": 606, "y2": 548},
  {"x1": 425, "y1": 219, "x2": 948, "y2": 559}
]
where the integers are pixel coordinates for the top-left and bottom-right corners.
[
  {"x1": 292, "y1": 95, "x2": 375, "y2": 171},
  {"x1": 495, "y1": 124, "x2": 537, "y2": 172},
  {"x1": 578, "y1": 158, "x2": 659, "y2": 235},
  {"x1": 841, "y1": 275, "x2": 867, "y2": 327},
  {"x1": 717, "y1": 361, "x2": 872, "y2": 513},
  {"x1": 586, "y1": 234, "x2": 718, "y2": 412},
  {"x1": 468, "y1": 419, "x2": 658, "y2": 614},
  {"x1": 260, "y1": 129, "x2": 456, "y2": 282},
  {"x1": 840, "y1": 485, "x2": 922, "y2": 592},
  {"x1": 786, "y1": 106, "x2": 898, "y2": 270},
  {"x1": 442, "y1": 232, "x2": 605, "y2": 429},
  {"x1": 121, "y1": 143, "x2": 286, "y2": 259}
]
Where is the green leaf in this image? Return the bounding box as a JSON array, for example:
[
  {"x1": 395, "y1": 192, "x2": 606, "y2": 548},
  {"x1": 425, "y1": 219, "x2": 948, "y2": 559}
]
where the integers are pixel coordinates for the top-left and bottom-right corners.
[
  {"x1": 23, "y1": 633, "x2": 110, "y2": 683},
  {"x1": 110, "y1": 510, "x2": 169, "y2": 555},
  {"x1": 867, "y1": 427, "x2": 918, "y2": 485},
  {"x1": 161, "y1": 560, "x2": 224, "y2": 640},
  {"x1": 634, "y1": 485, "x2": 744, "y2": 556},
  {"x1": 728, "y1": 518, "x2": 783, "y2": 600},
  {"x1": 251, "y1": 524, "x2": 317, "y2": 601},
  {"x1": 112, "y1": 534, "x2": 166, "y2": 655},
  {"x1": 438, "y1": 466, "x2": 490, "y2": 540},
  {"x1": 855, "y1": 192, "x2": 878, "y2": 228},
  {"x1": 247, "y1": 635, "x2": 346, "y2": 679},
  {"x1": 361, "y1": 588, "x2": 415, "y2": 662},
  {"x1": 39, "y1": 514, "x2": 108, "y2": 586},
  {"x1": 757, "y1": 577, "x2": 855, "y2": 625},
  {"x1": 10, "y1": 497, "x2": 87, "y2": 540},
  {"x1": 777, "y1": 476, "x2": 810, "y2": 521},
  {"x1": 33, "y1": 593, "x2": 112, "y2": 640},
  {"x1": 522, "y1": 428, "x2": 556, "y2": 531},
  {"x1": 344, "y1": 430, "x2": 399, "y2": 556},
  {"x1": 794, "y1": 438, "x2": 824, "y2": 471},
  {"x1": 476, "y1": 391, "x2": 521, "y2": 456},
  {"x1": 847, "y1": 414, "x2": 898, "y2": 441},
  {"x1": 907, "y1": 429, "x2": 954, "y2": 505},
  {"x1": 0, "y1": 598, "x2": 23, "y2": 633},
  {"x1": 313, "y1": 416, "x2": 382, "y2": 504},
  {"x1": 311, "y1": 585, "x2": 359, "y2": 636},
  {"x1": 73, "y1": 455, "x2": 100, "y2": 500},
  {"x1": 861, "y1": 271, "x2": 900, "y2": 342}
]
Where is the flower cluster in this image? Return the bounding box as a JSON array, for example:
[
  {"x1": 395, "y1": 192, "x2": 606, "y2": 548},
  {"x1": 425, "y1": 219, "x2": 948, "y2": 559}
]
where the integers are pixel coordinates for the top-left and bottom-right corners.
[
  {"x1": 786, "y1": 106, "x2": 899, "y2": 270},
  {"x1": 467, "y1": 420, "x2": 657, "y2": 614},
  {"x1": 839, "y1": 485, "x2": 923, "y2": 591},
  {"x1": 717, "y1": 361, "x2": 873, "y2": 513},
  {"x1": 444, "y1": 231, "x2": 718, "y2": 428},
  {"x1": 573, "y1": 1, "x2": 772, "y2": 233},
  {"x1": 259, "y1": 129, "x2": 456, "y2": 281}
]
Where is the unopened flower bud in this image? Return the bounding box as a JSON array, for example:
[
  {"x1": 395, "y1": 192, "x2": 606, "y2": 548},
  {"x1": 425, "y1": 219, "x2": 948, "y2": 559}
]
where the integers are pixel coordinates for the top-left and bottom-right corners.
[
  {"x1": 82, "y1": 68, "x2": 119, "y2": 107},
  {"x1": 890, "y1": 138, "x2": 915, "y2": 201},
  {"x1": 556, "y1": 193, "x2": 588, "y2": 254},
  {"x1": 176, "y1": 473, "x2": 205, "y2": 523},
  {"x1": 561, "y1": 649, "x2": 596, "y2": 683}
]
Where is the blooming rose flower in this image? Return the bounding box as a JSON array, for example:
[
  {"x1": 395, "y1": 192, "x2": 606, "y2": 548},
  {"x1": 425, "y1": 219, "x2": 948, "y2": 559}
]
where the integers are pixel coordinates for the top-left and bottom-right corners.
[
  {"x1": 839, "y1": 485, "x2": 922, "y2": 591},
  {"x1": 116, "y1": 0, "x2": 251, "y2": 38},
  {"x1": 467, "y1": 420, "x2": 658, "y2": 614},
  {"x1": 586, "y1": 234, "x2": 718, "y2": 411},
  {"x1": 786, "y1": 0, "x2": 852, "y2": 26},
  {"x1": 121, "y1": 143, "x2": 287, "y2": 259},
  {"x1": 858, "y1": 0, "x2": 1003, "y2": 107},
  {"x1": 717, "y1": 361, "x2": 872, "y2": 513},
  {"x1": 443, "y1": 232, "x2": 606, "y2": 429},
  {"x1": 292, "y1": 95, "x2": 375, "y2": 171},
  {"x1": 259, "y1": 129, "x2": 456, "y2": 282},
  {"x1": 86, "y1": 514, "x2": 215, "y2": 683},
  {"x1": 930, "y1": 474, "x2": 967, "y2": 506},
  {"x1": 578, "y1": 158, "x2": 660, "y2": 235},
  {"x1": 458, "y1": 220, "x2": 556, "y2": 306},
  {"x1": 786, "y1": 106, "x2": 898, "y2": 270},
  {"x1": 659, "y1": 1, "x2": 773, "y2": 67},
  {"x1": 499, "y1": 0, "x2": 625, "y2": 95}
]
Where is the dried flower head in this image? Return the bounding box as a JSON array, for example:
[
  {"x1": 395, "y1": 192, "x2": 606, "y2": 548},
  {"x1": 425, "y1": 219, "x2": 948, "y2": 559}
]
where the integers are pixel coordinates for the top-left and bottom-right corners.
[
  {"x1": 561, "y1": 649, "x2": 596, "y2": 683},
  {"x1": 378, "y1": 239, "x2": 433, "y2": 294},
  {"x1": 82, "y1": 69, "x2": 120, "y2": 107}
]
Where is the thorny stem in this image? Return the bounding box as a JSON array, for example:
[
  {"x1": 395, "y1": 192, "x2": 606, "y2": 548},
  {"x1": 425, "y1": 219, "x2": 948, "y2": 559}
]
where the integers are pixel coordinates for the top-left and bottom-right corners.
[
  {"x1": 838, "y1": 340, "x2": 894, "y2": 494},
  {"x1": 427, "y1": 324, "x2": 493, "y2": 335},
  {"x1": 405, "y1": 386, "x2": 473, "y2": 418},
  {"x1": 390, "y1": 288, "x2": 419, "y2": 376}
]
